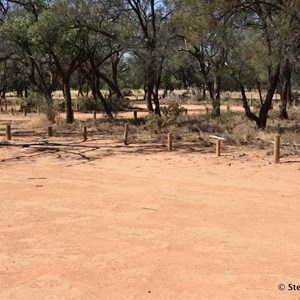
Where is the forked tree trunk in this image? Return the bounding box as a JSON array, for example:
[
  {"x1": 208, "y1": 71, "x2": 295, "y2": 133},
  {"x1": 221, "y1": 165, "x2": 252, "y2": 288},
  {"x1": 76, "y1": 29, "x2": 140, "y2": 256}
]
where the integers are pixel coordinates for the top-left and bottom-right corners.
[
  {"x1": 236, "y1": 63, "x2": 281, "y2": 129},
  {"x1": 257, "y1": 63, "x2": 281, "y2": 129}
]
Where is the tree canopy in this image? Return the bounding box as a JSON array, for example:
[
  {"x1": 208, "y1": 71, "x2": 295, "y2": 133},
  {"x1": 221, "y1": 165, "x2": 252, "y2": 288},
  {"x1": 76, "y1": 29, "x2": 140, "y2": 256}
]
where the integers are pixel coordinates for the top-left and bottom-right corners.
[{"x1": 0, "y1": 0, "x2": 299, "y2": 127}]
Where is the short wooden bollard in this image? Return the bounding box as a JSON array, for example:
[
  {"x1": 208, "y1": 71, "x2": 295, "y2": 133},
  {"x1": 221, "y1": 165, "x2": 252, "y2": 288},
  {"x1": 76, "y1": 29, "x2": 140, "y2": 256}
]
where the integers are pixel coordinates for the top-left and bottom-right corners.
[
  {"x1": 124, "y1": 123, "x2": 129, "y2": 145},
  {"x1": 216, "y1": 140, "x2": 221, "y2": 157},
  {"x1": 10, "y1": 108, "x2": 14, "y2": 115},
  {"x1": 226, "y1": 104, "x2": 230, "y2": 113},
  {"x1": 274, "y1": 134, "x2": 280, "y2": 163},
  {"x1": 23, "y1": 107, "x2": 27, "y2": 116},
  {"x1": 205, "y1": 107, "x2": 209, "y2": 114},
  {"x1": 83, "y1": 126, "x2": 87, "y2": 141},
  {"x1": 0, "y1": 107, "x2": 3, "y2": 112},
  {"x1": 6, "y1": 124, "x2": 11, "y2": 140},
  {"x1": 133, "y1": 111, "x2": 137, "y2": 121},
  {"x1": 93, "y1": 111, "x2": 97, "y2": 120},
  {"x1": 168, "y1": 133, "x2": 172, "y2": 151},
  {"x1": 47, "y1": 126, "x2": 53, "y2": 137},
  {"x1": 4, "y1": 103, "x2": 7, "y2": 110}
]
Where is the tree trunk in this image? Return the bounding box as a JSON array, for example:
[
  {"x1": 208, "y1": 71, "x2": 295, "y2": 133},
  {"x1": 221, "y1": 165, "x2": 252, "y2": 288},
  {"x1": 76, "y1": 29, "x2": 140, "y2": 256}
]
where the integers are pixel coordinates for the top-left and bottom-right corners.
[
  {"x1": 256, "y1": 79, "x2": 263, "y2": 105},
  {"x1": 63, "y1": 80, "x2": 74, "y2": 123},
  {"x1": 257, "y1": 63, "x2": 281, "y2": 129},
  {"x1": 45, "y1": 96, "x2": 55, "y2": 122},
  {"x1": 207, "y1": 80, "x2": 220, "y2": 117},
  {"x1": 212, "y1": 75, "x2": 221, "y2": 116},
  {"x1": 145, "y1": 80, "x2": 154, "y2": 112},
  {"x1": 153, "y1": 89, "x2": 161, "y2": 116},
  {"x1": 0, "y1": 85, "x2": 7, "y2": 99},
  {"x1": 95, "y1": 77, "x2": 113, "y2": 119},
  {"x1": 279, "y1": 58, "x2": 291, "y2": 119},
  {"x1": 202, "y1": 86, "x2": 206, "y2": 100},
  {"x1": 24, "y1": 86, "x2": 28, "y2": 98}
]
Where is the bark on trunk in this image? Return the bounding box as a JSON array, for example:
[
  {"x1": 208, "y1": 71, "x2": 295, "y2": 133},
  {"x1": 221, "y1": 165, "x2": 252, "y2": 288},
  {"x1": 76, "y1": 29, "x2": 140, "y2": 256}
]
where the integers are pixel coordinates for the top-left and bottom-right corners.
[
  {"x1": 63, "y1": 81, "x2": 74, "y2": 123},
  {"x1": 257, "y1": 63, "x2": 281, "y2": 129},
  {"x1": 95, "y1": 77, "x2": 113, "y2": 119},
  {"x1": 279, "y1": 58, "x2": 291, "y2": 119},
  {"x1": 212, "y1": 75, "x2": 221, "y2": 117},
  {"x1": 153, "y1": 90, "x2": 161, "y2": 116},
  {"x1": 256, "y1": 79, "x2": 264, "y2": 105},
  {"x1": 145, "y1": 85, "x2": 154, "y2": 112}
]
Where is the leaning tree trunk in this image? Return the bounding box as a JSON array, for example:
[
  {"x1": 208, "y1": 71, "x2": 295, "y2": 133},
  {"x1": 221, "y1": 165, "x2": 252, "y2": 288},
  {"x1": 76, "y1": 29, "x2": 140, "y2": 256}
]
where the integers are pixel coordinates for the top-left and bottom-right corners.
[
  {"x1": 279, "y1": 58, "x2": 291, "y2": 119},
  {"x1": 257, "y1": 63, "x2": 281, "y2": 129},
  {"x1": 63, "y1": 79, "x2": 74, "y2": 123},
  {"x1": 95, "y1": 77, "x2": 113, "y2": 119}
]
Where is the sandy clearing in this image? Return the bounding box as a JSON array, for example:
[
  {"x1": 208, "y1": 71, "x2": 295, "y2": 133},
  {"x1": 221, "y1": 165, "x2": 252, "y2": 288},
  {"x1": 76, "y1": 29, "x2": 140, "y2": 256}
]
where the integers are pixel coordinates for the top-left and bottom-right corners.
[{"x1": 0, "y1": 139, "x2": 300, "y2": 299}]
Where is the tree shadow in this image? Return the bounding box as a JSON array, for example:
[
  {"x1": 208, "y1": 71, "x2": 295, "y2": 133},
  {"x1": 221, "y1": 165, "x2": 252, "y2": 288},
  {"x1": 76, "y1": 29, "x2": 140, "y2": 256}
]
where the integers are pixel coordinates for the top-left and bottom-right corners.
[{"x1": 0, "y1": 138, "x2": 215, "y2": 167}]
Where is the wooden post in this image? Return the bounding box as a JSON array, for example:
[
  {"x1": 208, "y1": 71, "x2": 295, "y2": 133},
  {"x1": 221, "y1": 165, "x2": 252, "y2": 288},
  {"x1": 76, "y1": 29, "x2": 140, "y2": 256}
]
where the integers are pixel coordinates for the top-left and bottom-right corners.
[
  {"x1": 83, "y1": 126, "x2": 87, "y2": 141},
  {"x1": 47, "y1": 126, "x2": 53, "y2": 137},
  {"x1": 124, "y1": 123, "x2": 129, "y2": 145},
  {"x1": 168, "y1": 133, "x2": 172, "y2": 151},
  {"x1": 23, "y1": 107, "x2": 27, "y2": 116},
  {"x1": 11, "y1": 108, "x2": 14, "y2": 115},
  {"x1": 4, "y1": 103, "x2": 7, "y2": 111},
  {"x1": 274, "y1": 134, "x2": 280, "y2": 163},
  {"x1": 185, "y1": 108, "x2": 188, "y2": 115},
  {"x1": 133, "y1": 111, "x2": 137, "y2": 121},
  {"x1": 0, "y1": 107, "x2": 3, "y2": 112},
  {"x1": 6, "y1": 124, "x2": 11, "y2": 140},
  {"x1": 205, "y1": 107, "x2": 209, "y2": 114},
  {"x1": 216, "y1": 140, "x2": 221, "y2": 157},
  {"x1": 93, "y1": 111, "x2": 97, "y2": 120},
  {"x1": 226, "y1": 103, "x2": 230, "y2": 113}
]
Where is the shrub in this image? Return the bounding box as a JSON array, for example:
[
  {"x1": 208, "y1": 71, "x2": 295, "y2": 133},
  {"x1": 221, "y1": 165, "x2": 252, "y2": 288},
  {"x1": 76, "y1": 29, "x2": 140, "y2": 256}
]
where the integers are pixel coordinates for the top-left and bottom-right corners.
[
  {"x1": 76, "y1": 97, "x2": 102, "y2": 112},
  {"x1": 161, "y1": 102, "x2": 187, "y2": 119},
  {"x1": 121, "y1": 88, "x2": 133, "y2": 97}
]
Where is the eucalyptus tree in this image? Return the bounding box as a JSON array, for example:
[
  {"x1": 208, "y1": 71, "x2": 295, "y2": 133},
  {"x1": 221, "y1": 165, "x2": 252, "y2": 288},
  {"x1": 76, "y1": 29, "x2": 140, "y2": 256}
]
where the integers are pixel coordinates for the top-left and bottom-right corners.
[
  {"x1": 28, "y1": 0, "x2": 92, "y2": 123},
  {"x1": 171, "y1": 0, "x2": 231, "y2": 116},
  {"x1": 0, "y1": 0, "x2": 60, "y2": 119},
  {"x1": 225, "y1": 0, "x2": 300, "y2": 128},
  {"x1": 123, "y1": 0, "x2": 173, "y2": 115},
  {"x1": 74, "y1": 0, "x2": 127, "y2": 118}
]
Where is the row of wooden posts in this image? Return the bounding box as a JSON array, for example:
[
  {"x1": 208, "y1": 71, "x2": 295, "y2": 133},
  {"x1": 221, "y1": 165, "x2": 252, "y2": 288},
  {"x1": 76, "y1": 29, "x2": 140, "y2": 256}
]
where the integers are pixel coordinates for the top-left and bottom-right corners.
[
  {"x1": 3, "y1": 123, "x2": 282, "y2": 164},
  {"x1": 0, "y1": 106, "x2": 28, "y2": 116}
]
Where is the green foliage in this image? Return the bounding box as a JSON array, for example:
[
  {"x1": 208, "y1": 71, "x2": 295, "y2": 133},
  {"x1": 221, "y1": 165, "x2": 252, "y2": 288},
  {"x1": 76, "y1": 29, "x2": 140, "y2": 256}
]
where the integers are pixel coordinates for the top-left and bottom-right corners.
[
  {"x1": 145, "y1": 113, "x2": 165, "y2": 132},
  {"x1": 121, "y1": 88, "x2": 133, "y2": 97},
  {"x1": 76, "y1": 96, "x2": 129, "y2": 113},
  {"x1": 76, "y1": 97, "x2": 102, "y2": 112},
  {"x1": 161, "y1": 102, "x2": 187, "y2": 119},
  {"x1": 145, "y1": 103, "x2": 187, "y2": 132}
]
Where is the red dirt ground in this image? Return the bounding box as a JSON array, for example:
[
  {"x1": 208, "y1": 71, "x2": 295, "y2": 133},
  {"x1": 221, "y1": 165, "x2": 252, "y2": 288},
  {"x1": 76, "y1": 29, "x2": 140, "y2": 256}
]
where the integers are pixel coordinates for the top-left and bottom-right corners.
[{"x1": 1, "y1": 109, "x2": 300, "y2": 299}]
